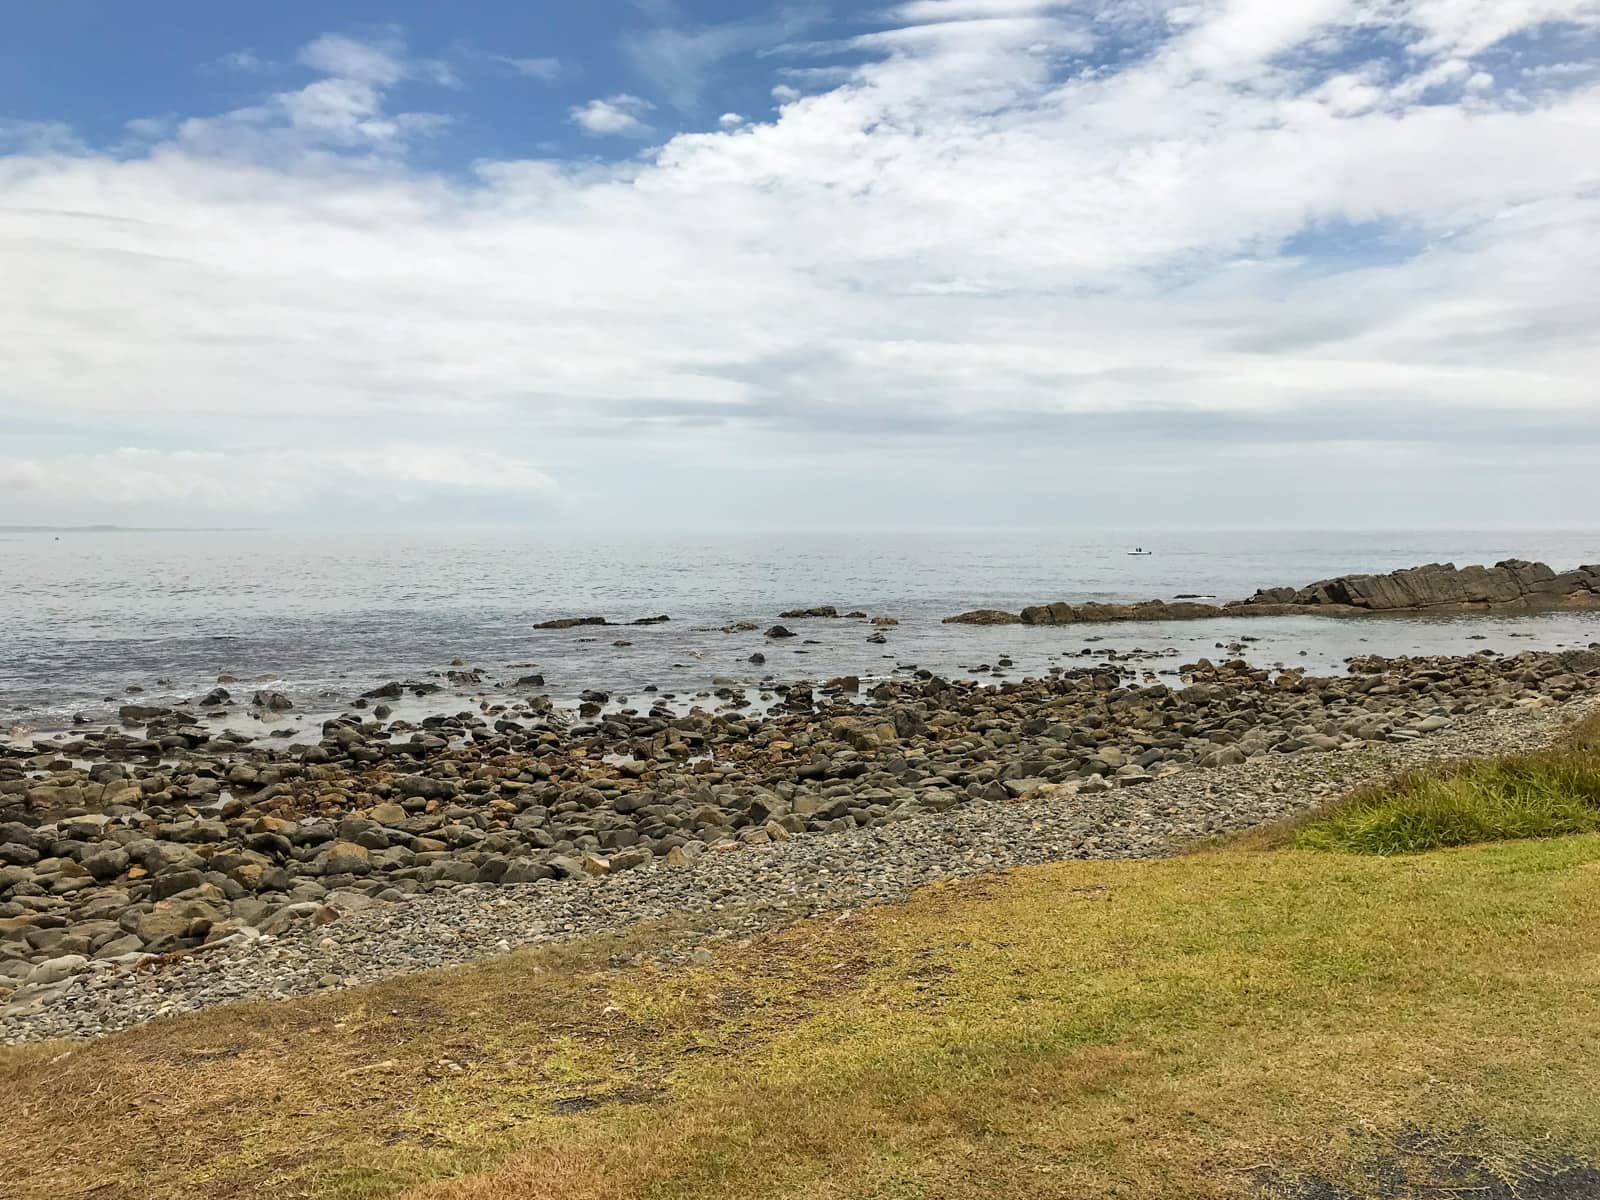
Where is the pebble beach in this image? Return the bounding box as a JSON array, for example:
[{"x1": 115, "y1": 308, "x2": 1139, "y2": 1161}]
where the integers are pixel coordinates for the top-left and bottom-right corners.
[{"x1": 5, "y1": 636, "x2": 1599, "y2": 1044}]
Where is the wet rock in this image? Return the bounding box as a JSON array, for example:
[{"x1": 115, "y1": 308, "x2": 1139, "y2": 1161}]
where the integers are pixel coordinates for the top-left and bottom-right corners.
[
  {"x1": 942, "y1": 610, "x2": 1021, "y2": 625},
  {"x1": 116, "y1": 704, "x2": 170, "y2": 723}
]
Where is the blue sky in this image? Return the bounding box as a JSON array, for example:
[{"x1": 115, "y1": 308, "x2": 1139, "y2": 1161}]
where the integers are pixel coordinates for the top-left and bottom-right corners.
[
  {"x1": 0, "y1": 1, "x2": 855, "y2": 164},
  {"x1": 2, "y1": 0, "x2": 1599, "y2": 529}
]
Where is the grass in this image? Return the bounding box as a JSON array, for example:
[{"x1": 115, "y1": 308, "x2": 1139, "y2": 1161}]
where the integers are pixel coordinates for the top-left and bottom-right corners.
[
  {"x1": 1291, "y1": 712, "x2": 1600, "y2": 855},
  {"x1": 5, "y1": 830, "x2": 1600, "y2": 1199}
]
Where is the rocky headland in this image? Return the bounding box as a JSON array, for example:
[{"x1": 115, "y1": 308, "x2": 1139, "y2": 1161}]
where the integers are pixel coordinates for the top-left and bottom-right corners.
[
  {"x1": 4, "y1": 641, "x2": 1600, "y2": 1041},
  {"x1": 946, "y1": 559, "x2": 1600, "y2": 625}
]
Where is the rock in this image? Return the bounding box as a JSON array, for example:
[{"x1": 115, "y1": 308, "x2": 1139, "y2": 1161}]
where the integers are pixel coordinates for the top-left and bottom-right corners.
[
  {"x1": 93, "y1": 934, "x2": 145, "y2": 959},
  {"x1": 136, "y1": 899, "x2": 220, "y2": 941},
  {"x1": 370, "y1": 802, "x2": 408, "y2": 826},
  {"x1": 321, "y1": 842, "x2": 372, "y2": 876},
  {"x1": 765, "y1": 626, "x2": 798, "y2": 639},
  {"x1": 630, "y1": 615, "x2": 671, "y2": 626},
  {"x1": 253, "y1": 691, "x2": 293, "y2": 711},
  {"x1": 778, "y1": 607, "x2": 838, "y2": 619},
  {"x1": 199, "y1": 687, "x2": 231, "y2": 706},
  {"x1": 150, "y1": 869, "x2": 206, "y2": 900},
  {"x1": 25, "y1": 955, "x2": 88, "y2": 986},
  {"x1": 609, "y1": 848, "x2": 652, "y2": 872},
  {"x1": 999, "y1": 560, "x2": 1600, "y2": 626},
  {"x1": 502, "y1": 860, "x2": 553, "y2": 885},
  {"x1": 942, "y1": 610, "x2": 1021, "y2": 625},
  {"x1": 393, "y1": 775, "x2": 455, "y2": 801},
  {"x1": 117, "y1": 704, "x2": 170, "y2": 723},
  {"x1": 81, "y1": 848, "x2": 130, "y2": 881},
  {"x1": 534, "y1": 617, "x2": 609, "y2": 630}
]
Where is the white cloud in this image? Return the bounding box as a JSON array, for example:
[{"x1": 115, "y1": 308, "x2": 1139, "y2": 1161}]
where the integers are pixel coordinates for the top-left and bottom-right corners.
[
  {"x1": 3, "y1": 6, "x2": 1600, "y2": 527},
  {"x1": 885, "y1": 0, "x2": 1079, "y2": 20},
  {"x1": 718, "y1": 112, "x2": 747, "y2": 127},
  {"x1": 1397, "y1": 0, "x2": 1600, "y2": 58},
  {"x1": 620, "y1": 9, "x2": 822, "y2": 110},
  {"x1": 569, "y1": 94, "x2": 655, "y2": 135},
  {"x1": 176, "y1": 33, "x2": 451, "y2": 155},
  {"x1": 124, "y1": 115, "x2": 178, "y2": 140},
  {"x1": 0, "y1": 119, "x2": 83, "y2": 154},
  {"x1": 217, "y1": 49, "x2": 267, "y2": 73},
  {"x1": 297, "y1": 33, "x2": 406, "y2": 86},
  {"x1": 496, "y1": 55, "x2": 564, "y2": 82}
]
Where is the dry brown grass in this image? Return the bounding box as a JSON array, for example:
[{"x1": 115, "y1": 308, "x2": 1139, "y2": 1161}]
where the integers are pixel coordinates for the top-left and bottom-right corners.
[{"x1": 6, "y1": 831, "x2": 1600, "y2": 1200}]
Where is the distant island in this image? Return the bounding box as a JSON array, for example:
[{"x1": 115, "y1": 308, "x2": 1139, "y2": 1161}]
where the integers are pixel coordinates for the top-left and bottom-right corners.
[{"x1": 0, "y1": 524, "x2": 265, "y2": 533}]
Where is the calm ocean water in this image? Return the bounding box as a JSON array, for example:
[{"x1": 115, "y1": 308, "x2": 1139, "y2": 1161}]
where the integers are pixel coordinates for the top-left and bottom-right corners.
[{"x1": 3, "y1": 530, "x2": 1599, "y2": 729}]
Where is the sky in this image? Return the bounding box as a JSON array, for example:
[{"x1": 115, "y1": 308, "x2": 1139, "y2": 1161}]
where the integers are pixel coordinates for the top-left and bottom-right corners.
[{"x1": 1, "y1": 0, "x2": 1599, "y2": 531}]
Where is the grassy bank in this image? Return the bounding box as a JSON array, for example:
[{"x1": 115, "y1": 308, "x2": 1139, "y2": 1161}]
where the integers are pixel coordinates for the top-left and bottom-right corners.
[
  {"x1": 1287, "y1": 712, "x2": 1600, "y2": 855},
  {"x1": 5, "y1": 820, "x2": 1600, "y2": 1199}
]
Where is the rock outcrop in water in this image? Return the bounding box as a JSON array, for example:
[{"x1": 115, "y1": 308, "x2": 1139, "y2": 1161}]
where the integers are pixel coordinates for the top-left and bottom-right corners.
[{"x1": 944, "y1": 560, "x2": 1600, "y2": 626}]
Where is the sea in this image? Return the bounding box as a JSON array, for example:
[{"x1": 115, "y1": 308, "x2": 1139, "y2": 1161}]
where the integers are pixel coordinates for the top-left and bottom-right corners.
[{"x1": 3, "y1": 529, "x2": 1599, "y2": 734}]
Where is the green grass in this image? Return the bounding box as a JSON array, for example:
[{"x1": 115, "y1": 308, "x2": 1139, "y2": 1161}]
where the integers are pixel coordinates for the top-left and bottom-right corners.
[{"x1": 1293, "y1": 713, "x2": 1600, "y2": 856}]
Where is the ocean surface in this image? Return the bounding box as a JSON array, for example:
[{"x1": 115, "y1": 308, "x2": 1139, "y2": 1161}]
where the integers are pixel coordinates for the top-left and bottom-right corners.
[{"x1": 3, "y1": 530, "x2": 1599, "y2": 733}]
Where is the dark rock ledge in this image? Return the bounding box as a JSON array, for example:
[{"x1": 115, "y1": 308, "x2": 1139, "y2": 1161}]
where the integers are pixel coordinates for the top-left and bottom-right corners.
[{"x1": 945, "y1": 560, "x2": 1600, "y2": 626}]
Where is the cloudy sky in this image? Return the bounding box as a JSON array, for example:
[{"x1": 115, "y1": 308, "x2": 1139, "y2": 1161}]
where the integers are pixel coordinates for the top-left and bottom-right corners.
[{"x1": 2, "y1": 0, "x2": 1598, "y2": 530}]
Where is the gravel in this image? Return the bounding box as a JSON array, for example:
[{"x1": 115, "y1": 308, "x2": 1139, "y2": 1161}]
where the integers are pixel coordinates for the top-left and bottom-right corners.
[{"x1": 4, "y1": 694, "x2": 1593, "y2": 1045}]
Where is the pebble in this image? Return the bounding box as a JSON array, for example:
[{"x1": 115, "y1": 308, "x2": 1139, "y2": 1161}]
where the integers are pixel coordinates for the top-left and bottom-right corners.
[{"x1": 2, "y1": 696, "x2": 1593, "y2": 1045}]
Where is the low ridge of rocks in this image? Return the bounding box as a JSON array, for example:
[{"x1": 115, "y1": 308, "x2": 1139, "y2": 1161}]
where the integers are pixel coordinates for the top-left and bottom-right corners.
[
  {"x1": 3, "y1": 644, "x2": 1599, "y2": 1040},
  {"x1": 945, "y1": 559, "x2": 1600, "y2": 625}
]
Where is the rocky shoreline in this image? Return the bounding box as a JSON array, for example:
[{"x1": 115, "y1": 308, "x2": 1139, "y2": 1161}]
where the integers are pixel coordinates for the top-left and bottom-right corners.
[
  {"x1": 946, "y1": 559, "x2": 1600, "y2": 625},
  {"x1": 3, "y1": 643, "x2": 1600, "y2": 1041}
]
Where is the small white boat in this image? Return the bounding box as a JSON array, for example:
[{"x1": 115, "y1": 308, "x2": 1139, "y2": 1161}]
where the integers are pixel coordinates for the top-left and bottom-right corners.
[{"x1": 1127, "y1": 547, "x2": 1153, "y2": 556}]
